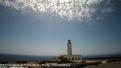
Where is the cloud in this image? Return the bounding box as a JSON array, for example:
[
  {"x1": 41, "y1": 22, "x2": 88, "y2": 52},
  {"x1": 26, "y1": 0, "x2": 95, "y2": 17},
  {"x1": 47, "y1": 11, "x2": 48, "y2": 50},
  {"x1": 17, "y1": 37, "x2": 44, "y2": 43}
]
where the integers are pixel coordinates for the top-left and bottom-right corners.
[
  {"x1": 101, "y1": 7, "x2": 114, "y2": 13},
  {"x1": 0, "y1": 0, "x2": 113, "y2": 23}
]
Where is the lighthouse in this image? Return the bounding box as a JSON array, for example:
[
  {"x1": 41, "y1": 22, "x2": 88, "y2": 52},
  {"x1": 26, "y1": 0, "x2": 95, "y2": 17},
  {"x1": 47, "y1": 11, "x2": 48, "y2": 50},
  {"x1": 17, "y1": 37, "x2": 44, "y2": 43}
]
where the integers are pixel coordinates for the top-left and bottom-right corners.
[
  {"x1": 67, "y1": 40, "x2": 72, "y2": 55},
  {"x1": 60, "y1": 40, "x2": 81, "y2": 62}
]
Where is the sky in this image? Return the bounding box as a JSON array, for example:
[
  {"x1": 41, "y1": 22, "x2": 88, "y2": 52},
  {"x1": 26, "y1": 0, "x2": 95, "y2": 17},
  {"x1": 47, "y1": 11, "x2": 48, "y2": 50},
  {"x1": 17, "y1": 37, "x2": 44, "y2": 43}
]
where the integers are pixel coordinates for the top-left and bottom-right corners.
[{"x1": 0, "y1": 0, "x2": 121, "y2": 56}]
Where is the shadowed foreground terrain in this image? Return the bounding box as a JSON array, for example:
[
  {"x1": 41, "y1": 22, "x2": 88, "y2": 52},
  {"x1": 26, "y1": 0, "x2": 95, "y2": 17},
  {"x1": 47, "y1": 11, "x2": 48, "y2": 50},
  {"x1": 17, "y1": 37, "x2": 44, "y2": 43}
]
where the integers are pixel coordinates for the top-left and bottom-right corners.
[{"x1": 85, "y1": 61, "x2": 121, "y2": 68}]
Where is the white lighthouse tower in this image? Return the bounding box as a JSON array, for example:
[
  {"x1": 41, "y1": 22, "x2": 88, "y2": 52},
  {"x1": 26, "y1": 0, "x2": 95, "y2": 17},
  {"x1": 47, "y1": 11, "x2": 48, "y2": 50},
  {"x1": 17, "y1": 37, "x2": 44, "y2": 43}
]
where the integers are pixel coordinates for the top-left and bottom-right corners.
[{"x1": 67, "y1": 40, "x2": 72, "y2": 55}]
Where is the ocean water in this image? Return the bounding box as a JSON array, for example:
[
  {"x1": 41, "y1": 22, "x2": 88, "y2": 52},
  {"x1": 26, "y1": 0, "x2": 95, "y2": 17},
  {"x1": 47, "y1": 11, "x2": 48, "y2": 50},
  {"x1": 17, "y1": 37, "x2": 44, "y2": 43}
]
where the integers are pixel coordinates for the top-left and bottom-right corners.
[
  {"x1": 0, "y1": 53, "x2": 121, "y2": 62},
  {"x1": 0, "y1": 54, "x2": 49, "y2": 62}
]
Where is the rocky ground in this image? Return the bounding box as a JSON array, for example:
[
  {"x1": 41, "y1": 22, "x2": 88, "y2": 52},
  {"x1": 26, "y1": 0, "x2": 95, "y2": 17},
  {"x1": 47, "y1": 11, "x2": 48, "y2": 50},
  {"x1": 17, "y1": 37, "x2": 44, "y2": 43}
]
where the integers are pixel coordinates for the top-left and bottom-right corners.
[{"x1": 85, "y1": 61, "x2": 121, "y2": 68}]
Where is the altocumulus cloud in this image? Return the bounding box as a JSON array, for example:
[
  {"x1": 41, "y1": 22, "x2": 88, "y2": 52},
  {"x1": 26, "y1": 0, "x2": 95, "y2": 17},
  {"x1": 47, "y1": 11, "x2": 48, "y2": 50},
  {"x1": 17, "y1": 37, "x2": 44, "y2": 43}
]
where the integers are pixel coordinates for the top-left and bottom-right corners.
[{"x1": 0, "y1": 0, "x2": 113, "y2": 23}]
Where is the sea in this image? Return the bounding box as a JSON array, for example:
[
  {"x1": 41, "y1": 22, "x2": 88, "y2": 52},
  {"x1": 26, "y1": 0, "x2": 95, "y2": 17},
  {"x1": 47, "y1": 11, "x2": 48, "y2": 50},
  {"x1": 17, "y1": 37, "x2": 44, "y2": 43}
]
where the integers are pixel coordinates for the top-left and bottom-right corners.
[
  {"x1": 0, "y1": 53, "x2": 121, "y2": 62},
  {"x1": 0, "y1": 54, "x2": 49, "y2": 62}
]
